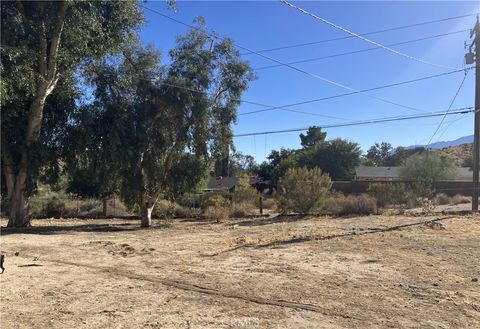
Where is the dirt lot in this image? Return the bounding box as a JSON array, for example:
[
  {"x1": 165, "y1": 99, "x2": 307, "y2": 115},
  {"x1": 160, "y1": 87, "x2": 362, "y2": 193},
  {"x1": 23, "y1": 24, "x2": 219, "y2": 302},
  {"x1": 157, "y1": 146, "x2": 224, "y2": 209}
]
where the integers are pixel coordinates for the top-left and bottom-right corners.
[{"x1": 1, "y1": 214, "x2": 479, "y2": 329}]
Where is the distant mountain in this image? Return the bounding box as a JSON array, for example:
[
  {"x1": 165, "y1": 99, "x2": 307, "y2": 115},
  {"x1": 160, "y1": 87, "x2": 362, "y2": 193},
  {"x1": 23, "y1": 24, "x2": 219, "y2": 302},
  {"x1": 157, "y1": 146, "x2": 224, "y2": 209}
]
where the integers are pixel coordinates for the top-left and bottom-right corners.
[{"x1": 406, "y1": 135, "x2": 473, "y2": 150}]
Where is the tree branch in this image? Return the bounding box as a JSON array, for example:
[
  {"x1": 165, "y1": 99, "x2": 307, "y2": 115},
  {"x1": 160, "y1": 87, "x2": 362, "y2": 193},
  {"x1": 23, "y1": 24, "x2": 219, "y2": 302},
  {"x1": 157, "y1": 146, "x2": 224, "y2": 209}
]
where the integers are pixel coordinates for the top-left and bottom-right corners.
[{"x1": 46, "y1": 0, "x2": 69, "y2": 81}]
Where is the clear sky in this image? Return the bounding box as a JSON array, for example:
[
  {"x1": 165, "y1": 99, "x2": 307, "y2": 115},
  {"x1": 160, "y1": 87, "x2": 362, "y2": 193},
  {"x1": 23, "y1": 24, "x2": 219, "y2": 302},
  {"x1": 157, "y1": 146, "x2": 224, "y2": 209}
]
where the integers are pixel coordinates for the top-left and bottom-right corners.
[{"x1": 140, "y1": 0, "x2": 480, "y2": 162}]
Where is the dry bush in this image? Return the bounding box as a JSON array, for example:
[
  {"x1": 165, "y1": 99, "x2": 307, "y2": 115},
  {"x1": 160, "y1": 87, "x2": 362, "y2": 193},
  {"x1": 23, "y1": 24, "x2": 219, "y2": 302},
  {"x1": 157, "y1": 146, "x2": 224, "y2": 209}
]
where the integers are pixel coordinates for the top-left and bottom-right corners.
[
  {"x1": 434, "y1": 193, "x2": 451, "y2": 205},
  {"x1": 42, "y1": 197, "x2": 66, "y2": 217},
  {"x1": 203, "y1": 206, "x2": 230, "y2": 222},
  {"x1": 232, "y1": 176, "x2": 258, "y2": 205},
  {"x1": 261, "y1": 197, "x2": 277, "y2": 210},
  {"x1": 201, "y1": 194, "x2": 231, "y2": 210},
  {"x1": 367, "y1": 183, "x2": 406, "y2": 208},
  {"x1": 325, "y1": 194, "x2": 376, "y2": 216},
  {"x1": 230, "y1": 202, "x2": 257, "y2": 218},
  {"x1": 417, "y1": 197, "x2": 436, "y2": 215},
  {"x1": 452, "y1": 194, "x2": 470, "y2": 205}
]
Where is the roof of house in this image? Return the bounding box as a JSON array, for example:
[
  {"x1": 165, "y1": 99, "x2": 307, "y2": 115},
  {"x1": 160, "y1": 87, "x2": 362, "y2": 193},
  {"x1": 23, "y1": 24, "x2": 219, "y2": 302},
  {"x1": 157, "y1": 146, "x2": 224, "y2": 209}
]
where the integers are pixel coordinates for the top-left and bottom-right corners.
[
  {"x1": 355, "y1": 166, "x2": 400, "y2": 179},
  {"x1": 355, "y1": 165, "x2": 473, "y2": 181},
  {"x1": 206, "y1": 176, "x2": 239, "y2": 191},
  {"x1": 205, "y1": 176, "x2": 261, "y2": 191}
]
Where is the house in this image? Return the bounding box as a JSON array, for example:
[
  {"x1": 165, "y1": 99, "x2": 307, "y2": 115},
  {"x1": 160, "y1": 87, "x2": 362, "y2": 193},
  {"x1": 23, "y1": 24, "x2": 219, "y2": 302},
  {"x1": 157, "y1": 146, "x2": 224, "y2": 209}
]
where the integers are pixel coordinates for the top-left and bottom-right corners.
[
  {"x1": 354, "y1": 165, "x2": 473, "y2": 182},
  {"x1": 205, "y1": 176, "x2": 266, "y2": 193},
  {"x1": 354, "y1": 166, "x2": 401, "y2": 181}
]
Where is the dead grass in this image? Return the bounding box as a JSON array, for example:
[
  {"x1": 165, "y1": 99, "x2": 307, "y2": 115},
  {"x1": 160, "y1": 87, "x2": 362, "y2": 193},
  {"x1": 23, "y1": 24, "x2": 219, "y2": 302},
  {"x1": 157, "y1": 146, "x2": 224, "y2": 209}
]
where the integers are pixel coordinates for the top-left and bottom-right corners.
[{"x1": 1, "y1": 215, "x2": 479, "y2": 328}]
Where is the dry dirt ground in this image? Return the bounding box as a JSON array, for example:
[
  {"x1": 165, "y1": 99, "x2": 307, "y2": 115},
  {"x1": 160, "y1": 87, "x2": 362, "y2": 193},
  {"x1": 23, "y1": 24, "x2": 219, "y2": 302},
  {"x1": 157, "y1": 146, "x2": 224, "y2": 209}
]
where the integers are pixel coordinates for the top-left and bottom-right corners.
[{"x1": 1, "y1": 214, "x2": 479, "y2": 329}]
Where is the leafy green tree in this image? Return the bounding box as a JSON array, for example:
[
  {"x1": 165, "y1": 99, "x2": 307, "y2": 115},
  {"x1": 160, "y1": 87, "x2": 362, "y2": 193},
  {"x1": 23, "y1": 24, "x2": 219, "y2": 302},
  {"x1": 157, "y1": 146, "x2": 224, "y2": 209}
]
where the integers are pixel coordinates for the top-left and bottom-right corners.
[
  {"x1": 298, "y1": 138, "x2": 361, "y2": 181},
  {"x1": 1, "y1": 1, "x2": 143, "y2": 227},
  {"x1": 228, "y1": 150, "x2": 255, "y2": 176},
  {"x1": 300, "y1": 126, "x2": 326, "y2": 148},
  {"x1": 72, "y1": 24, "x2": 254, "y2": 227},
  {"x1": 400, "y1": 152, "x2": 457, "y2": 197},
  {"x1": 365, "y1": 142, "x2": 393, "y2": 166}
]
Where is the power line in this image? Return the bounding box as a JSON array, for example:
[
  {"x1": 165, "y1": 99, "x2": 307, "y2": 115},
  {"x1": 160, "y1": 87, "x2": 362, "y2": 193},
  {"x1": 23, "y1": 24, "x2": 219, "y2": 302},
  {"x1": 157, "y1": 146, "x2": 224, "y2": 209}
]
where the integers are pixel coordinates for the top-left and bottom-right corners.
[
  {"x1": 241, "y1": 14, "x2": 477, "y2": 55},
  {"x1": 256, "y1": 29, "x2": 469, "y2": 71},
  {"x1": 280, "y1": 0, "x2": 462, "y2": 70},
  {"x1": 140, "y1": 5, "x2": 437, "y2": 115},
  {"x1": 426, "y1": 71, "x2": 470, "y2": 146},
  {"x1": 233, "y1": 108, "x2": 475, "y2": 137},
  {"x1": 239, "y1": 68, "x2": 473, "y2": 116}
]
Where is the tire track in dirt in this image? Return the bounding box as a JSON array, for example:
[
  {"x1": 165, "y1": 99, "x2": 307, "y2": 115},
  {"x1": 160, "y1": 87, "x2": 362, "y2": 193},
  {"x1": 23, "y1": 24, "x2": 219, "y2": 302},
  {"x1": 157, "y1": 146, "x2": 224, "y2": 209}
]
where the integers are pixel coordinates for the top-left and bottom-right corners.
[{"x1": 14, "y1": 256, "x2": 357, "y2": 320}]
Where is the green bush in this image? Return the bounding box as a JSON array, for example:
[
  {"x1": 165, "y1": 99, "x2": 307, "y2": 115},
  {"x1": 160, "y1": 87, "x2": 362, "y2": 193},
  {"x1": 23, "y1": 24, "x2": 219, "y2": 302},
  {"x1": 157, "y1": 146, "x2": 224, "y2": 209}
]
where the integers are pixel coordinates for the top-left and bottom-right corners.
[
  {"x1": 42, "y1": 197, "x2": 66, "y2": 217},
  {"x1": 324, "y1": 194, "x2": 376, "y2": 216},
  {"x1": 276, "y1": 167, "x2": 332, "y2": 214},
  {"x1": 153, "y1": 199, "x2": 177, "y2": 220},
  {"x1": 232, "y1": 176, "x2": 258, "y2": 205},
  {"x1": 367, "y1": 183, "x2": 406, "y2": 208},
  {"x1": 434, "y1": 193, "x2": 451, "y2": 205}
]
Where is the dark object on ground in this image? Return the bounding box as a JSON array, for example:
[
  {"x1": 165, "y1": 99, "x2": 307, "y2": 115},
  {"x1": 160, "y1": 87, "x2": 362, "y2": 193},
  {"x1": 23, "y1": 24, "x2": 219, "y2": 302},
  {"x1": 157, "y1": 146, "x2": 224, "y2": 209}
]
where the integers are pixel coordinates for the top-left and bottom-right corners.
[{"x1": 0, "y1": 253, "x2": 5, "y2": 273}]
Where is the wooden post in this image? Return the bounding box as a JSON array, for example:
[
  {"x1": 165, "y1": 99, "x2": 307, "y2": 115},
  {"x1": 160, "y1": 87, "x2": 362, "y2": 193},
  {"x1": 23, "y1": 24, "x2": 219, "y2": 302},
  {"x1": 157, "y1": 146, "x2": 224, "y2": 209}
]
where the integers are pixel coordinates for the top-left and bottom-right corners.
[{"x1": 259, "y1": 196, "x2": 263, "y2": 215}]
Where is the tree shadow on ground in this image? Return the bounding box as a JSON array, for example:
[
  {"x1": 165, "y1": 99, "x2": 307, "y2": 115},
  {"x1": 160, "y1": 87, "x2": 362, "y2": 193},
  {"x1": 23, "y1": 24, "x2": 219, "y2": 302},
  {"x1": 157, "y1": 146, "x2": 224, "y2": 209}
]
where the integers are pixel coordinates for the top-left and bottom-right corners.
[
  {"x1": 0, "y1": 222, "x2": 155, "y2": 236},
  {"x1": 236, "y1": 214, "x2": 309, "y2": 227}
]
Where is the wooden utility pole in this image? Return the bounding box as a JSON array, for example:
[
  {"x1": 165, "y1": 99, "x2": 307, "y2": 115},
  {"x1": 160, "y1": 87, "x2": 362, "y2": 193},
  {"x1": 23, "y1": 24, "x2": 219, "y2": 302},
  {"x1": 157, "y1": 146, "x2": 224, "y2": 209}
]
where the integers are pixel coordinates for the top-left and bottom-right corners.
[{"x1": 468, "y1": 15, "x2": 480, "y2": 211}]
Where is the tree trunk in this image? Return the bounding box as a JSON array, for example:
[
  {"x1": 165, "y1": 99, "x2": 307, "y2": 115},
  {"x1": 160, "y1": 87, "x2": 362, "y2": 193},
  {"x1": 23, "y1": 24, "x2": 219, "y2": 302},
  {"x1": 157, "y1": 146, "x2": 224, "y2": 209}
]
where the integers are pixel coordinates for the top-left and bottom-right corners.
[
  {"x1": 140, "y1": 202, "x2": 154, "y2": 228},
  {"x1": 102, "y1": 197, "x2": 108, "y2": 217},
  {"x1": 7, "y1": 167, "x2": 30, "y2": 227}
]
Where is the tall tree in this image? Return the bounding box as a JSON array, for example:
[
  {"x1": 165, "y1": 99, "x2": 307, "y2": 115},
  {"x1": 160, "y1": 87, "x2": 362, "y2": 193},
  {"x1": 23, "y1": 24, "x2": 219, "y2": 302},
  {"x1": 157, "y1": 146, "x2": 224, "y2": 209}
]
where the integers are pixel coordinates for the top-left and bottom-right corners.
[
  {"x1": 400, "y1": 152, "x2": 457, "y2": 184},
  {"x1": 73, "y1": 24, "x2": 254, "y2": 227},
  {"x1": 298, "y1": 138, "x2": 361, "y2": 181},
  {"x1": 300, "y1": 126, "x2": 326, "y2": 148},
  {"x1": 365, "y1": 142, "x2": 393, "y2": 166},
  {"x1": 1, "y1": 1, "x2": 143, "y2": 227}
]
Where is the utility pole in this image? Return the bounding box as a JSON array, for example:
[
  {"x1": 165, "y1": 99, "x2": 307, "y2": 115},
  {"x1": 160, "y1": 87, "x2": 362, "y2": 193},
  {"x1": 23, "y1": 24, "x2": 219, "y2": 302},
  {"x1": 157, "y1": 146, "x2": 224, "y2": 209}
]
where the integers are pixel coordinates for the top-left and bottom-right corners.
[{"x1": 466, "y1": 15, "x2": 480, "y2": 211}]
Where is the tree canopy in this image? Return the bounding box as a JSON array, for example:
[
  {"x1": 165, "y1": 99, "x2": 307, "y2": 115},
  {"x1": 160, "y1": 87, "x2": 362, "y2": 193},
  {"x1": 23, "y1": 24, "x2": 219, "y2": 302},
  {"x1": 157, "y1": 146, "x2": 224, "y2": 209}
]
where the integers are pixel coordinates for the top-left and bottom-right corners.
[
  {"x1": 1, "y1": 0, "x2": 144, "y2": 226},
  {"x1": 67, "y1": 23, "x2": 254, "y2": 227},
  {"x1": 254, "y1": 127, "x2": 361, "y2": 185}
]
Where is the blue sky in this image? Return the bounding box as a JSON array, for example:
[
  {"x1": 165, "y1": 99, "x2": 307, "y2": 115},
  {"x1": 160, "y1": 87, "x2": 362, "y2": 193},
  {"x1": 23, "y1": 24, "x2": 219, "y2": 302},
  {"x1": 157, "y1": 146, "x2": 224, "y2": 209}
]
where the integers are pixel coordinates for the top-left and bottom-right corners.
[{"x1": 140, "y1": 1, "x2": 480, "y2": 162}]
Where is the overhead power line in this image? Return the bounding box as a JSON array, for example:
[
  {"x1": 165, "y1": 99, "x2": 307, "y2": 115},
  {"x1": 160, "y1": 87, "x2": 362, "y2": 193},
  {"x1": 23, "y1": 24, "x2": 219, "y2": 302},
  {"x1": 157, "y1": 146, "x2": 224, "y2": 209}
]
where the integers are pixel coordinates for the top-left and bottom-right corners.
[
  {"x1": 241, "y1": 13, "x2": 477, "y2": 55},
  {"x1": 140, "y1": 5, "x2": 435, "y2": 115},
  {"x1": 280, "y1": 0, "x2": 462, "y2": 70},
  {"x1": 256, "y1": 29, "x2": 469, "y2": 71},
  {"x1": 426, "y1": 71, "x2": 470, "y2": 146},
  {"x1": 239, "y1": 67, "x2": 473, "y2": 116},
  {"x1": 233, "y1": 108, "x2": 475, "y2": 137}
]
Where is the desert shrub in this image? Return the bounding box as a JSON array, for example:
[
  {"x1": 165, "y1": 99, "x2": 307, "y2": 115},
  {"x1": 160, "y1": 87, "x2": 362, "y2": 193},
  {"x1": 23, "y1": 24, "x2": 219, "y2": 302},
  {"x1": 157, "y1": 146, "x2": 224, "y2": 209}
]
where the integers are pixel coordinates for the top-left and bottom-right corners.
[
  {"x1": 42, "y1": 197, "x2": 66, "y2": 217},
  {"x1": 78, "y1": 199, "x2": 101, "y2": 214},
  {"x1": 153, "y1": 200, "x2": 177, "y2": 220},
  {"x1": 203, "y1": 206, "x2": 230, "y2": 222},
  {"x1": 325, "y1": 194, "x2": 376, "y2": 216},
  {"x1": 201, "y1": 194, "x2": 232, "y2": 210},
  {"x1": 434, "y1": 193, "x2": 451, "y2": 205},
  {"x1": 452, "y1": 194, "x2": 470, "y2": 205},
  {"x1": 177, "y1": 193, "x2": 203, "y2": 208},
  {"x1": 261, "y1": 197, "x2": 277, "y2": 210},
  {"x1": 200, "y1": 194, "x2": 232, "y2": 222},
  {"x1": 417, "y1": 197, "x2": 435, "y2": 215},
  {"x1": 401, "y1": 180, "x2": 436, "y2": 209},
  {"x1": 232, "y1": 176, "x2": 258, "y2": 205},
  {"x1": 230, "y1": 202, "x2": 257, "y2": 218},
  {"x1": 276, "y1": 167, "x2": 332, "y2": 214},
  {"x1": 367, "y1": 183, "x2": 406, "y2": 208},
  {"x1": 174, "y1": 204, "x2": 201, "y2": 218}
]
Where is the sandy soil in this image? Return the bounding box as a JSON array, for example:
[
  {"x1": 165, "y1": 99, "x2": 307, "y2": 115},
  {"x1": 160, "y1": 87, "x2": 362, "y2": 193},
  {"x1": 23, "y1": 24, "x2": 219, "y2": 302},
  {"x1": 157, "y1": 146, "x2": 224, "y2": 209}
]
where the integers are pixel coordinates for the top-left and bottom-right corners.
[{"x1": 1, "y1": 214, "x2": 479, "y2": 329}]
